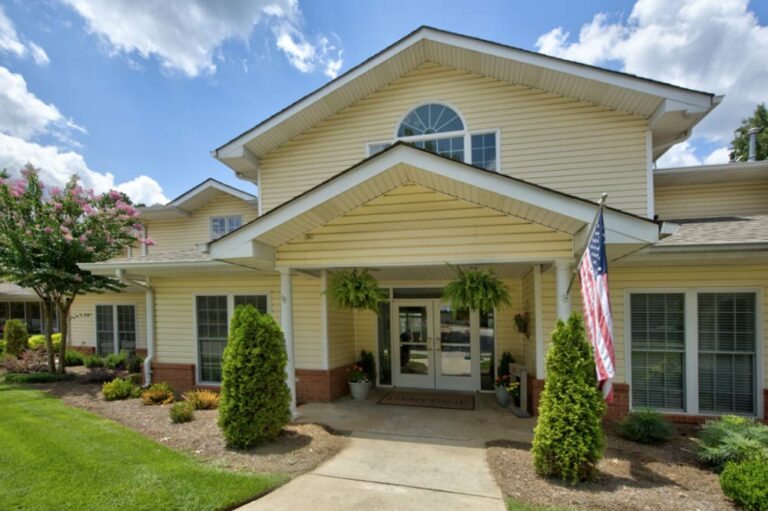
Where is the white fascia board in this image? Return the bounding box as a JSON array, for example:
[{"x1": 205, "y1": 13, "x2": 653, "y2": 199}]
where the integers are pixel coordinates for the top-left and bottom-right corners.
[
  {"x1": 78, "y1": 260, "x2": 233, "y2": 274},
  {"x1": 172, "y1": 179, "x2": 256, "y2": 206},
  {"x1": 210, "y1": 146, "x2": 660, "y2": 258}
]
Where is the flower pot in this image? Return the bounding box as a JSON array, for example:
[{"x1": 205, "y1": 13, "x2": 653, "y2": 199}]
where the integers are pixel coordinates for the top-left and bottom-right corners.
[
  {"x1": 495, "y1": 386, "x2": 510, "y2": 407},
  {"x1": 349, "y1": 380, "x2": 373, "y2": 400}
]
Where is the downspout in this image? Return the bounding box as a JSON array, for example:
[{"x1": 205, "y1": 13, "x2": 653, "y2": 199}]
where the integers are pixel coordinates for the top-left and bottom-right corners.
[{"x1": 115, "y1": 269, "x2": 155, "y2": 386}]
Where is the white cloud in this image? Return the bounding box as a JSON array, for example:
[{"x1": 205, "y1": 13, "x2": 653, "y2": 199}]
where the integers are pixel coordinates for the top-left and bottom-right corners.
[
  {"x1": 0, "y1": 64, "x2": 168, "y2": 204},
  {"x1": 0, "y1": 5, "x2": 50, "y2": 65},
  {"x1": 656, "y1": 142, "x2": 731, "y2": 168},
  {"x1": 535, "y1": 0, "x2": 768, "y2": 165},
  {"x1": 116, "y1": 175, "x2": 169, "y2": 206},
  {"x1": 63, "y1": 0, "x2": 344, "y2": 78}
]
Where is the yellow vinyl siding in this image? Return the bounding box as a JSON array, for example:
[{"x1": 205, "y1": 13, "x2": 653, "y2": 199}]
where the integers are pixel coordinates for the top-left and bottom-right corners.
[
  {"x1": 354, "y1": 310, "x2": 377, "y2": 361},
  {"x1": 521, "y1": 268, "x2": 538, "y2": 377},
  {"x1": 145, "y1": 193, "x2": 258, "y2": 255},
  {"x1": 655, "y1": 181, "x2": 768, "y2": 219},
  {"x1": 150, "y1": 272, "x2": 322, "y2": 370},
  {"x1": 69, "y1": 292, "x2": 147, "y2": 351},
  {"x1": 327, "y1": 298, "x2": 356, "y2": 369},
  {"x1": 259, "y1": 62, "x2": 649, "y2": 215},
  {"x1": 277, "y1": 185, "x2": 573, "y2": 267},
  {"x1": 497, "y1": 279, "x2": 524, "y2": 364}
]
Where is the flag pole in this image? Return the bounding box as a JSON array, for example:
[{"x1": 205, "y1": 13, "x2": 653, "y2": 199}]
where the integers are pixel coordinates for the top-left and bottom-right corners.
[{"x1": 565, "y1": 193, "x2": 608, "y2": 297}]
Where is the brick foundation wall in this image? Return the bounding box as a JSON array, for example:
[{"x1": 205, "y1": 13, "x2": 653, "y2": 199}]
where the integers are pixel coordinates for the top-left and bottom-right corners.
[
  {"x1": 69, "y1": 345, "x2": 95, "y2": 355},
  {"x1": 150, "y1": 363, "x2": 196, "y2": 391},
  {"x1": 604, "y1": 383, "x2": 630, "y2": 421},
  {"x1": 296, "y1": 364, "x2": 353, "y2": 404},
  {"x1": 136, "y1": 348, "x2": 147, "y2": 358}
]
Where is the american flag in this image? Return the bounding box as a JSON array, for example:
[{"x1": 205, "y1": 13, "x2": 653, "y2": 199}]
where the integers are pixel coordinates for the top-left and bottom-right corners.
[{"x1": 578, "y1": 209, "x2": 616, "y2": 401}]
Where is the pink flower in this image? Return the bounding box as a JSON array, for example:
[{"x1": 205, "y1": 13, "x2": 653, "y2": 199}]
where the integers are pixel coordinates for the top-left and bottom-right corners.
[
  {"x1": 44, "y1": 226, "x2": 53, "y2": 234},
  {"x1": 132, "y1": 223, "x2": 143, "y2": 230},
  {"x1": 59, "y1": 225, "x2": 71, "y2": 234},
  {"x1": 82, "y1": 204, "x2": 93, "y2": 214},
  {"x1": 50, "y1": 187, "x2": 61, "y2": 196},
  {"x1": 140, "y1": 238, "x2": 156, "y2": 246},
  {"x1": 53, "y1": 202, "x2": 63, "y2": 210},
  {"x1": 10, "y1": 180, "x2": 26, "y2": 197},
  {"x1": 79, "y1": 234, "x2": 87, "y2": 243},
  {"x1": 109, "y1": 190, "x2": 122, "y2": 200},
  {"x1": 63, "y1": 234, "x2": 74, "y2": 242}
]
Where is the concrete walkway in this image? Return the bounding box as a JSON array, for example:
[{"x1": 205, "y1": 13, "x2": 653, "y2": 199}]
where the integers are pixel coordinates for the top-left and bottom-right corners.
[
  {"x1": 241, "y1": 432, "x2": 506, "y2": 511},
  {"x1": 240, "y1": 391, "x2": 534, "y2": 511}
]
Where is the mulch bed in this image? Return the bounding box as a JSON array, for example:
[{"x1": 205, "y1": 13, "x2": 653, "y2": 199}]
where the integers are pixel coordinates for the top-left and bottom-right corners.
[
  {"x1": 487, "y1": 422, "x2": 734, "y2": 511},
  {"x1": 35, "y1": 378, "x2": 347, "y2": 477}
]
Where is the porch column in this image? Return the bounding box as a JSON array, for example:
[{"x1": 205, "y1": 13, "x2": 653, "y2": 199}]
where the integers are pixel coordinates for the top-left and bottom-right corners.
[
  {"x1": 555, "y1": 260, "x2": 574, "y2": 321},
  {"x1": 280, "y1": 268, "x2": 298, "y2": 418}
]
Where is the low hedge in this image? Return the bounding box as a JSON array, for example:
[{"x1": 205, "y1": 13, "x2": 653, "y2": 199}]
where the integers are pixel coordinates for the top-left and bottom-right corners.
[
  {"x1": 27, "y1": 333, "x2": 62, "y2": 352},
  {"x1": 620, "y1": 408, "x2": 675, "y2": 444},
  {"x1": 720, "y1": 457, "x2": 768, "y2": 510},
  {"x1": 4, "y1": 372, "x2": 75, "y2": 384}
]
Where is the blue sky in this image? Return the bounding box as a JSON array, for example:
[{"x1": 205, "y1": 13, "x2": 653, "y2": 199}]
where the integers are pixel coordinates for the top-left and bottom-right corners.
[{"x1": 1, "y1": 0, "x2": 766, "y2": 204}]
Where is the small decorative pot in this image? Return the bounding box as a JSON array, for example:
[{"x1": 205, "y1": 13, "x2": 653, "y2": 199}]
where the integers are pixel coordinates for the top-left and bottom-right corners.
[
  {"x1": 349, "y1": 380, "x2": 373, "y2": 400},
  {"x1": 495, "y1": 386, "x2": 511, "y2": 407}
]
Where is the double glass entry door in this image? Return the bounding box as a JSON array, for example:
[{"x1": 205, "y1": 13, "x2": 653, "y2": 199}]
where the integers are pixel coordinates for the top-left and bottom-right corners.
[{"x1": 392, "y1": 300, "x2": 479, "y2": 391}]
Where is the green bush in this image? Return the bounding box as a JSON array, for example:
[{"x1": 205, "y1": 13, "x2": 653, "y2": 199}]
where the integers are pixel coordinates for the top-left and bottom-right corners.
[
  {"x1": 102, "y1": 378, "x2": 133, "y2": 401},
  {"x1": 127, "y1": 354, "x2": 144, "y2": 374},
  {"x1": 720, "y1": 458, "x2": 768, "y2": 510},
  {"x1": 532, "y1": 314, "x2": 606, "y2": 484},
  {"x1": 141, "y1": 382, "x2": 175, "y2": 405},
  {"x1": 4, "y1": 372, "x2": 74, "y2": 384},
  {"x1": 169, "y1": 402, "x2": 195, "y2": 423},
  {"x1": 698, "y1": 416, "x2": 768, "y2": 472},
  {"x1": 105, "y1": 351, "x2": 127, "y2": 370},
  {"x1": 219, "y1": 305, "x2": 291, "y2": 449},
  {"x1": 128, "y1": 373, "x2": 143, "y2": 385},
  {"x1": 4, "y1": 319, "x2": 29, "y2": 356},
  {"x1": 183, "y1": 389, "x2": 220, "y2": 410},
  {"x1": 0, "y1": 339, "x2": 6, "y2": 357},
  {"x1": 27, "y1": 333, "x2": 61, "y2": 352},
  {"x1": 84, "y1": 355, "x2": 106, "y2": 368},
  {"x1": 620, "y1": 408, "x2": 675, "y2": 444},
  {"x1": 64, "y1": 350, "x2": 85, "y2": 367}
]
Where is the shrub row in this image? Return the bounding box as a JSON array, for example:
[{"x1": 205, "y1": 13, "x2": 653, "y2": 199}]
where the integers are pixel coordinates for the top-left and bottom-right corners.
[
  {"x1": 27, "y1": 333, "x2": 62, "y2": 352},
  {"x1": 84, "y1": 351, "x2": 143, "y2": 372},
  {"x1": 4, "y1": 372, "x2": 75, "y2": 384}
]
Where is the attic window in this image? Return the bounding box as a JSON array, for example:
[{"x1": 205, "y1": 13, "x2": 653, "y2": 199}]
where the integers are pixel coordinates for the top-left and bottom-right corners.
[
  {"x1": 397, "y1": 104, "x2": 464, "y2": 137},
  {"x1": 211, "y1": 215, "x2": 242, "y2": 239}
]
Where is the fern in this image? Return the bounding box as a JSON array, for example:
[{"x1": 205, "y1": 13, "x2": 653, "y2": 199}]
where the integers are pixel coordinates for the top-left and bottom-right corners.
[
  {"x1": 442, "y1": 266, "x2": 511, "y2": 313},
  {"x1": 327, "y1": 269, "x2": 384, "y2": 313}
]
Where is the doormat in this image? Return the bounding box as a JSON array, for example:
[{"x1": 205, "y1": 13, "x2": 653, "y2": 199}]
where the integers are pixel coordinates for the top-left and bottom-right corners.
[{"x1": 377, "y1": 391, "x2": 475, "y2": 411}]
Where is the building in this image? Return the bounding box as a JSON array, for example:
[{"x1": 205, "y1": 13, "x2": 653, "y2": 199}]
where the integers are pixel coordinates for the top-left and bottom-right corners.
[{"x1": 77, "y1": 27, "x2": 767, "y2": 422}]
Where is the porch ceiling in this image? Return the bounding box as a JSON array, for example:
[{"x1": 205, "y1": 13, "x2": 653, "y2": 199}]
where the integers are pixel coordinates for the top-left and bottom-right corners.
[{"x1": 209, "y1": 144, "x2": 662, "y2": 262}]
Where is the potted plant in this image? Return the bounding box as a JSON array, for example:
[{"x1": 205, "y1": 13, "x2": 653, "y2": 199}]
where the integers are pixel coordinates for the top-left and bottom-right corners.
[
  {"x1": 347, "y1": 364, "x2": 372, "y2": 400},
  {"x1": 443, "y1": 266, "x2": 511, "y2": 314},
  {"x1": 327, "y1": 269, "x2": 384, "y2": 313},
  {"x1": 514, "y1": 312, "x2": 529, "y2": 337},
  {"x1": 494, "y1": 374, "x2": 520, "y2": 407}
]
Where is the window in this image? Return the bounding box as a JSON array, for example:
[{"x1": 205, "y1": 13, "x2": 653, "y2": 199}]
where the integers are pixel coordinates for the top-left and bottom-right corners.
[
  {"x1": 196, "y1": 294, "x2": 269, "y2": 384},
  {"x1": 210, "y1": 215, "x2": 242, "y2": 239},
  {"x1": 397, "y1": 103, "x2": 464, "y2": 137},
  {"x1": 698, "y1": 293, "x2": 756, "y2": 415},
  {"x1": 471, "y1": 133, "x2": 497, "y2": 171},
  {"x1": 630, "y1": 294, "x2": 686, "y2": 411},
  {"x1": 629, "y1": 290, "x2": 761, "y2": 417},
  {"x1": 95, "y1": 304, "x2": 137, "y2": 355},
  {"x1": 0, "y1": 301, "x2": 45, "y2": 334}
]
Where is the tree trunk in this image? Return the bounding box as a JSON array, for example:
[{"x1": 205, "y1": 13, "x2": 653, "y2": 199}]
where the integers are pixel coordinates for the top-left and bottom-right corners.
[
  {"x1": 56, "y1": 298, "x2": 74, "y2": 374},
  {"x1": 41, "y1": 299, "x2": 56, "y2": 373}
]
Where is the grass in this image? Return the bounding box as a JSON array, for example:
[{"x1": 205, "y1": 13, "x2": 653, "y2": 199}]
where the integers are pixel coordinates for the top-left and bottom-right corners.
[
  {"x1": 508, "y1": 500, "x2": 578, "y2": 511},
  {"x1": 0, "y1": 384, "x2": 286, "y2": 510},
  {"x1": 4, "y1": 372, "x2": 76, "y2": 384}
]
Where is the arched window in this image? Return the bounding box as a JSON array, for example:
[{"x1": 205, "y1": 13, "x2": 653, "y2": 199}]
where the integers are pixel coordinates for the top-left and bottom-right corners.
[{"x1": 366, "y1": 102, "x2": 499, "y2": 171}]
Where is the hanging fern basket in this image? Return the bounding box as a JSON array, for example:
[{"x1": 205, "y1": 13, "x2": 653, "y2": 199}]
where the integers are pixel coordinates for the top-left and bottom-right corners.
[
  {"x1": 443, "y1": 266, "x2": 511, "y2": 313},
  {"x1": 327, "y1": 269, "x2": 385, "y2": 314}
]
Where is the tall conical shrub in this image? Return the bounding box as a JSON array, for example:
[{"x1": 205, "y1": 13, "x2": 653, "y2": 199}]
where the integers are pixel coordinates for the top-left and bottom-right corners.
[
  {"x1": 218, "y1": 305, "x2": 291, "y2": 448},
  {"x1": 532, "y1": 313, "x2": 606, "y2": 483}
]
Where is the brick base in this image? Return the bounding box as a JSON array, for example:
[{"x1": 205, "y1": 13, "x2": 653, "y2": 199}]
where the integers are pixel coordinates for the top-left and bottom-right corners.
[
  {"x1": 136, "y1": 348, "x2": 148, "y2": 358},
  {"x1": 69, "y1": 345, "x2": 95, "y2": 355},
  {"x1": 150, "y1": 362, "x2": 196, "y2": 392},
  {"x1": 296, "y1": 365, "x2": 353, "y2": 404}
]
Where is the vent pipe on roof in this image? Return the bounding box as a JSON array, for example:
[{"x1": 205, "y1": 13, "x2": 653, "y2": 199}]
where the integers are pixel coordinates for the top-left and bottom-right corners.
[{"x1": 748, "y1": 127, "x2": 762, "y2": 162}]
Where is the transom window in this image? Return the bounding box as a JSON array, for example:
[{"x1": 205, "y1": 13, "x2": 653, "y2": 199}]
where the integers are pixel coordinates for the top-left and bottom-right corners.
[
  {"x1": 196, "y1": 294, "x2": 269, "y2": 384},
  {"x1": 366, "y1": 103, "x2": 499, "y2": 171},
  {"x1": 210, "y1": 215, "x2": 242, "y2": 239}
]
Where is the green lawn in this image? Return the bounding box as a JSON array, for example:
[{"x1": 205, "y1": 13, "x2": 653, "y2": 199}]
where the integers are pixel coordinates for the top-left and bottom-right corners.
[
  {"x1": 0, "y1": 384, "x2": 285, "y2": 511},
  {"x1": 508, "y1": 500, "x2": 577, "y2": 511}
]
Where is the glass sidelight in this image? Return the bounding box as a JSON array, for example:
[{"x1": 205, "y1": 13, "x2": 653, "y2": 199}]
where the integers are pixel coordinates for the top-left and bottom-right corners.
[{"x1": 438, "y1": 305, "x2": 471, "y2": 377}]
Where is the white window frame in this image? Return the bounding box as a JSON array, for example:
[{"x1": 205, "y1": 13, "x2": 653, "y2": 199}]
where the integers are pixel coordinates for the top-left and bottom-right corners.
[
  {"x1": 94, "y1": 303, "x2": 138, "y2": 355},
  {"x1": 193, "y1": 291, "x2": 272, "y2": 385},
  {"x1": 210, "y1": 215, "x2": 243, "y2": 240},
  {"x1": 625, "y1": 287, "x2": 763, "y2": 418}
]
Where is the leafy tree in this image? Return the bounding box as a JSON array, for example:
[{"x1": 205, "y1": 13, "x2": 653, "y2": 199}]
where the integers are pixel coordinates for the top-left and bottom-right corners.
[
  {"x1": 219, "y1": 305, "x2": 291, "y2": 448},
  {"x1": 0, "y1": 166, "x2": 150, "y2": 372},
  {"x1": 532, "y1": 313, "x2": 606, "y2": 484},
  {"x1": 731, "y1": 103, "x2": 768, "y2": 161}
]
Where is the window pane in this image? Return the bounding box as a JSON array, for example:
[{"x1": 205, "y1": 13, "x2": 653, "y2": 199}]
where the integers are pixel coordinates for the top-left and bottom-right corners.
[
  {"x1": 397, "y1": 104, "x2": 464, "y2": 137},
  {"x1": 26, "y1": 302, "x2": 42, "y2": 334},
  {"x1": 227, "y1": 216, "x2": 242, "y2": 232},
  {"x1": 377, "y1": 300, "x2": 391, "y2": 385},
  {"x1": 408, "y1": 136, "x2": 464, "y2": 161},
  {"x1": 480, "y1": 310, "x2": 495, "y2": 391},
  {"x1": 234, "y1": 295, "x2": 268, "y2": 314},
  {"x1": 196, "y1": 296, "x2": 228, "y2": 383},
  {"x1": 471, "y1": 133, "x2": 497, "y2": 171},
  {"x1": 698, "y1": 293, "x2": 755, "y2": 415},
  {"x1": 95, "y1": 305, "x2": 115, "y2": 355},
  {"x1": 211, "y1": 217, "x2": 226, "y2": 239},
  {"x1": 630, "y1": 293, "x2": 685, "y2": 411},
  {"x1": 116, "y1": 305, "x2": 136, "y2": 355}
]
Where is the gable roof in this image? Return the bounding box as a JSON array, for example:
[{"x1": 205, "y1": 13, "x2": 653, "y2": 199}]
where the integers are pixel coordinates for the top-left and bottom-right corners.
[
  {"x1": 209, "y1": 143, "x2": 664, "y2": 263},
  {"x1": 214, "y1": 26, "x2": 719, "y2": 176},
  {"x1": 138, "y1": 178, "x2": 257, "y2": 220}
]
